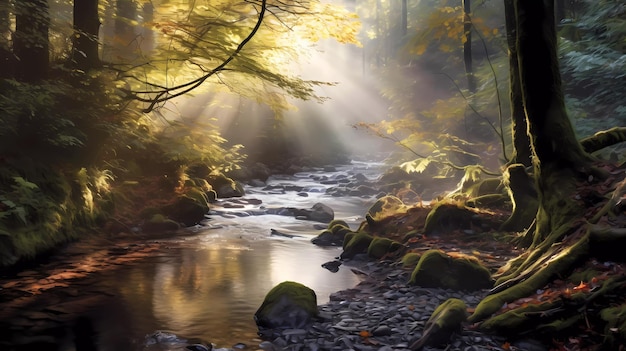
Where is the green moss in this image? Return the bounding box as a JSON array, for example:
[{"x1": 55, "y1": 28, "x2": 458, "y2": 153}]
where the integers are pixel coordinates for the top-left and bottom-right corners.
[
  {"x1": 342, "y1": 232, "x2": 356, "y2": 250},
  {"x1": 367, "y1": 237, "x2": 402, "y2": 259},
  {"x1": 401, "y1": 252, "x2": 421, "y2": 268},
  {"x1": 480, "y1": 300, "x2": 560, "y2": 334},
  {"x1": 327, "y1": 219, "x2": 349, "y2": 230},
  {"x1": 403, "y1": 229, "x2": 420, "y2": 242},
  {"x1": 341, "y1": 232, "x2": 373, "y2": 259},
  {"x1": 409, "y1": 250, "x2": 492, "y2": 291},
  {"x1": 254, "y1": 281, "x2": 318, "y2": 329},
  {"x1": 470, "y1": 232, "x2": 590, "y2": 324},
  {"x1": 429, "y1": 298, "x2": 468, "y2": 329},
  {"x1": 367, "y1": 195, "x2": 407, "y2": 220},
  {"x1": 600, "y1": 304, "x2": 626, "y2": 344},
  {"x1": 423, "y1": 201, "x2": 476, "y2": 235}
]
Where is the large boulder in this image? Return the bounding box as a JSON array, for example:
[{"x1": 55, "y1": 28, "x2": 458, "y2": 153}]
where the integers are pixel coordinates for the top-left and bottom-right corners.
[
  {"x1": 207, "y1": 171, "x2": 245, "y2": 198},
  {"x1": 254, "y1": 281, "x2": 318, "y2": 330},
  {"x1": 409, "y1": 250, "x2": 493, "y2": 291}
]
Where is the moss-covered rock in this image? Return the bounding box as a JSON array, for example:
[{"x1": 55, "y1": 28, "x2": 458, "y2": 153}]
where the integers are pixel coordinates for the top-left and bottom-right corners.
[
  {"x1": 401, "y1": 252, "x2": 422, "y2": 268},
  {"x1": 409, "y1": 250, "x2": 493, "y2": 291},
  {"x1": 142, "y1": 214, "x2": 181, "y2": 233},
  {"x1": 423, "y1": 202, "x2": 479, "y2": 236},
  {"x1": 254, "y1": 281, "x2": 318, "y2": 330},
  {"x1": 367, "y1": 237, "x2": 403, "y2": 259},
  {"x1": 207, "y1": 171, "x2": 245, "y2": 198},
  {"x1": 162, "y1": 187, "x2": 211, "y2": 226},
  {"x1": 409, "y1": 298, "x2": 468, "y2": 349},
  {"x1": 367, "y1": 195, "x2": 407, "y2": 220},
  {"x1": 311, "y1": 222, "x2": 354, "y2": 246},
  {"x1": 327, "y1": 219, "x2": 349, "y2": 229},
  {"x1": 340, "y1": 232, "x2": 374, "y2": 259}
]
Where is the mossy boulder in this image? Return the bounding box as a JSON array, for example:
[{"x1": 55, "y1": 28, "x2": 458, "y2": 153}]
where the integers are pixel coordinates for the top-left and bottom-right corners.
[
  {"x1": 423, "y1": 202, "x2": 479, "y2": 236},
  {"x1": 401, "y1": 252, "x2": 422, "y2": 268},
  {"x1": 409, "y1": 250, "x2": 493, "y2": 291},
  {"x1": 207, "y1": 171, "x2": 245, "y2": 198},
  {"x1": 254, "y1": 281, "x2": 318, "y2": 330},
  {"x1": 142, "y1": 214, "x2": 181, "y2": 233},
  {"x1": 367, "y1": 195, "x2": 407, "y2": 220},
  {"x1": 367, "y1": 237, "x2": 404, "y2": 259},
  {"x1": 341, "y1": 232, "x2": 374, "y2": 259},
  {"x1": 311, "y1": 221, "x2": 353, "y2": 246},
  {"x1": 409, "y1": 298, "x2": 468, "y2": 350},
  {"x1": 162, "y1": 187, "x2": 211, "y2": 226}
]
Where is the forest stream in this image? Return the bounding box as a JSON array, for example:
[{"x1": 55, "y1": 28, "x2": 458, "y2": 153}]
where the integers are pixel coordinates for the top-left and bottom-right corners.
[{"x1": 0, "y1": 160, "x2": 387, "y2": 351}]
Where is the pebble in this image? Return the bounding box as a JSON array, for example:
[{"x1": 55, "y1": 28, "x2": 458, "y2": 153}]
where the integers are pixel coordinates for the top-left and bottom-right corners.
[{"x1": 250, "y1": 259, "x2": 542, "y2": 351}]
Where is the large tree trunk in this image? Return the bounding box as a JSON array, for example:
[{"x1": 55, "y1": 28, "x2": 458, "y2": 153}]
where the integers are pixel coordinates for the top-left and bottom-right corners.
[
  {"x1": 14, "y1": 0, "x2": 49, "y2": 82},
  {"x1": 503, "y1": 0, "x2": 531, "y2": 167},
  {"x1": 467, "y1": 0, "x2": 598, "y2": 325},
  {"x1": 515, "y1": 0, "x2": 592, "y2": 243},
  {"x1": 72, "y1": 0, "x2": 101, "y2": 71}
]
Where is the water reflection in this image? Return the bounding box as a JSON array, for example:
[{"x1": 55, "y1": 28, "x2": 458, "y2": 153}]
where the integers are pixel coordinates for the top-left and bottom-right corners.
[{"x1": 98, "y1": 234, "x2": 357, "y2": 349}]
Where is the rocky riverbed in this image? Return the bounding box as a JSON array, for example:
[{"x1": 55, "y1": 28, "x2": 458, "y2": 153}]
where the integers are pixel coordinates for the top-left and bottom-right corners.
[{"x1": 246, "y1": 256, "x2": 548, "y2": 351}]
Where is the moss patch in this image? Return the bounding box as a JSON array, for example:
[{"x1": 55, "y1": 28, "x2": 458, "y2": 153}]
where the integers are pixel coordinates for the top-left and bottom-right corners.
[
  {"x1": 409, "y1": 250, "x2": 493, "y2": 291},
  {"x1": 401, "y1": 252, "x2": 422, "y2": 268},
  {"x1": 254, "y1": 281, "x2": 318, "y2": 330},
  {"x1": 367, "y1": 237, "x2": 403, "y2": 259},
  {"x1": 341, "y1": 232, "x2": 373, "y2": 259}
]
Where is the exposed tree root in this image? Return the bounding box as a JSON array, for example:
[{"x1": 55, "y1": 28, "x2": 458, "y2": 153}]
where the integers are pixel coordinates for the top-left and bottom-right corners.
[{"x1": 580, "y1": 127, "x2": 626, "y2": 154}]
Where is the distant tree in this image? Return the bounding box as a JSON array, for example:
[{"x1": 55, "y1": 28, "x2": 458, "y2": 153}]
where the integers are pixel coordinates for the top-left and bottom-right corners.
[
  {"x1": 14, "y1": 0, "x2": 50, "y2": 82},
  {"x1": 0, "y1": 0, "x2": 13, "y2": 78},
  {"x1": 72, "y1": 0, "x2": 101, "y2": 71}
]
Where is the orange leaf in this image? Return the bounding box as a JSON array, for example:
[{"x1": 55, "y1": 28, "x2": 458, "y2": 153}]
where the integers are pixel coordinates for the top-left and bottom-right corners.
[
  {"x1": 359, "y1": 330, "x2": 371, "y2": 338},
  {"x1": 573, "y1": 281, "x2": 588, "y2": 291},
  {"x1": 502, "y1": 342, "x2": 511, "y2": 350}
]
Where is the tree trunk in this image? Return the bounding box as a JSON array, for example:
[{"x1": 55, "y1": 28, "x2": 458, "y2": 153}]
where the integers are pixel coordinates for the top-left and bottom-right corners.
[
  {"x1": 468, "y1": 0, "x2": 599, "y2": 325},
  {"x1": 462, "y1": 0, "x2": 475, "y2": 93},
  {"x1": 0, "y1": 0, "x2": 13, "y2": 78},
  {"x1": 515, "y1": 0, "x2": 592, "y2": 242},
  {"x1": 503, "y1": 0, "x2": 531, "y2": 167},
  {"x1": 14, "y1": 0, "x2": 49, "y2": 82},
  {"x1": 72, "y1": 0, "x2": 101, "y2": 71}
]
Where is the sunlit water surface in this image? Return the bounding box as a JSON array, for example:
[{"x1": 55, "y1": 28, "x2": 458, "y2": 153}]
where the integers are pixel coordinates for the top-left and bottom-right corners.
[{"x1": 16, "y1": 161, "x2": 386, "y2": 351}]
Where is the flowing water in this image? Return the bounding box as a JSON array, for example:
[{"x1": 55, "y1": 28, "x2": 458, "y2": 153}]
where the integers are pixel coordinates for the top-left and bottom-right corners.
[{"x1": 0, "y1": 161, "x2": 386, "y2": 351}]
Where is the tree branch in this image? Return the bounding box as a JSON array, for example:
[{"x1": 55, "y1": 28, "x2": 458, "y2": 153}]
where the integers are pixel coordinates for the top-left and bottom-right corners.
[{"x1": 123, "y1": 0, "x2": 268, "y2": 113}]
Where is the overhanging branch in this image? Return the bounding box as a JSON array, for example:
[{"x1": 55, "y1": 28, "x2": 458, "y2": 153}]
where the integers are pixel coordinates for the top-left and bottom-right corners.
[{"x1": 123, "y1": 0, "x2": 268, "y2": 113}]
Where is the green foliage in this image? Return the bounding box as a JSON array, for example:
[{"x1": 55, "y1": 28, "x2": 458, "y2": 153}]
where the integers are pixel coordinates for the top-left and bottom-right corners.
[
  {"x1": 559, "y1": 0, "x2": 626, "y2": 138},
  {"x1": 121, "y1": 0, "x2": 360, "y2": 113}
]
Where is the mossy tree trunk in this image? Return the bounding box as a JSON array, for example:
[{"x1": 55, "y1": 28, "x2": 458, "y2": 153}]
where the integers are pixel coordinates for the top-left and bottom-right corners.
[
  {"x1": 468, "y1": 0, "x2": 602, "y2": 325},
  {"x1": 503, "y1": 0, "x2": 531, "y2": 167},
  {"x1": 515, "y1": 0, "x2": 592, "y2": 245}
]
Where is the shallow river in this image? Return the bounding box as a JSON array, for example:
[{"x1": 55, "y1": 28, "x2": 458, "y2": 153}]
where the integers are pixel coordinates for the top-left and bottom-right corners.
[{"x1": 0, "y1": 161, "x2": 386, "y2": 351}]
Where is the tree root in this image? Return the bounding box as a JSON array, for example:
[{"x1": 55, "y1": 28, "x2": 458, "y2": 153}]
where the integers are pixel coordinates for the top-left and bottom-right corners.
[{"x1": 580, "y1": 127, "x2": 626, "y2": 154}]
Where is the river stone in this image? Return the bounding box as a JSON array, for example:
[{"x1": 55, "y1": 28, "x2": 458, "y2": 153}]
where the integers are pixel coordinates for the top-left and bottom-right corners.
[
  {"x1": 255, "y1": 281, "x2": 319, "y2": 330},
  {"x1": 409, "y1": 250, "x2": 493, "y2": 291},
  {"x1": 307, "y1": 203, "x2": 334, "y2": 223}
]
